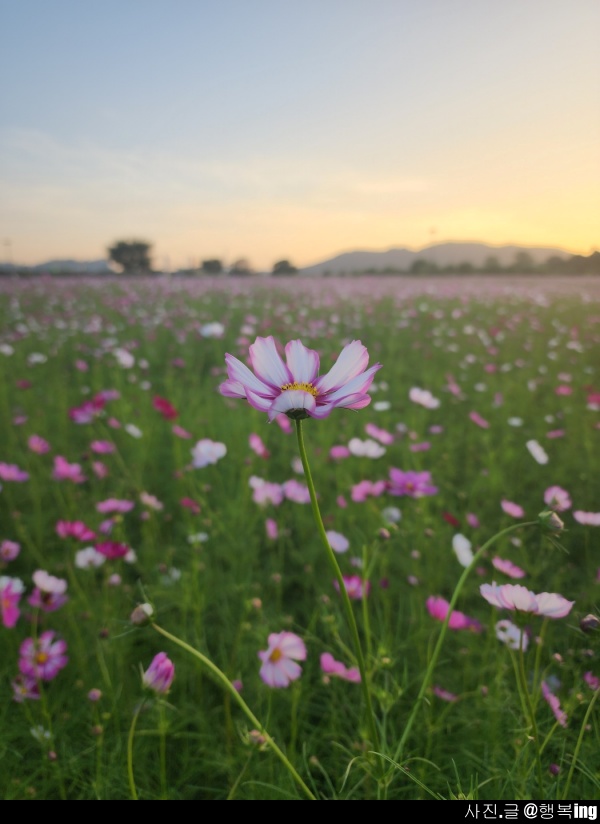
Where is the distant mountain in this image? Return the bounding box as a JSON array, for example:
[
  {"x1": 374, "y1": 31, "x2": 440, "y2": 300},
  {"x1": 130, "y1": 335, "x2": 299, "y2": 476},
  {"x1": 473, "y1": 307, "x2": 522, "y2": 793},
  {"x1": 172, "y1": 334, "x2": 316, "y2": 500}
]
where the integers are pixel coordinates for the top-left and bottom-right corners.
[
  {"x1": 30, "y1": 259, "x2": 112, "y2": 274},
  {"x1": 299, "y1": 242, "x2": 574, "y2": 276}
]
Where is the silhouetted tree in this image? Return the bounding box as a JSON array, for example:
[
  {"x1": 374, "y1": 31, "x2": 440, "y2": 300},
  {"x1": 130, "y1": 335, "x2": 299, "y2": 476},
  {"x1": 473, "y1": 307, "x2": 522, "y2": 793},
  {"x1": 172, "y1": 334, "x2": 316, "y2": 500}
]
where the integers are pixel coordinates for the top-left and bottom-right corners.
[
  {"x1": 512, "y1": 251, "x2": 535, "y2": 273},
  {"x1": 272, "y1": 259, "x2": 298, "y2": 276},
  {"x1": 108, "y1": 240, "x2": 152, "y2": 274},
  {"x1": 201, "y1": 259, "x2": 223, "y2": 274},
  {"x1": 229, "y1": 258, "x2": 254, "y2": 276}
]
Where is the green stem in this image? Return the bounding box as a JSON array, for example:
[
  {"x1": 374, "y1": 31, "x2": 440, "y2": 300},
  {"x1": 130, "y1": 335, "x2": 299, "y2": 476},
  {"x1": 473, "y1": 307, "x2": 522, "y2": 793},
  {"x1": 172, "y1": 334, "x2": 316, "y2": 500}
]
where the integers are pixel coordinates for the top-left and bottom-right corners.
[
  {"x1": 127, "y1": 699, "x2": 146, "y2": 801},
  {"x1": 392, "y1": 520, "x2": 539, "y2": 765},
  {"x1": 562, "y1": 687, "x2": 600, "y2": 800},
  {"x1": 159, "y1": 702, "x2": 168, "y2": 800},
  {"x1": 295, "y1": 419, "x2": 382, "y2": 758},
  {"x1": 517, "y1": 639, "x2": 544, "y2": 797},
  {"x1": 151, "y1": 622, "x2": 316, "y2": 801}
]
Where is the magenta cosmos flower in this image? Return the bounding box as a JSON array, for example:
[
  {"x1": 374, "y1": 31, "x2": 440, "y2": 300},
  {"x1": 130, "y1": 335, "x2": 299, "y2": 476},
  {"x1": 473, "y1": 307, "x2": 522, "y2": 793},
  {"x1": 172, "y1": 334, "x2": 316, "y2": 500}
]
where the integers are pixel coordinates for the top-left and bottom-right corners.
[
  {"x1": 258, "y1": 631, "x2": 307, "y2": 687},
  {"x1": 220, "y1": 336, "x2": 382, "y2": 422},
  {"x1": 19, "y1": 631, "x2": 68, "y2": 681},
  {"x1": 480, "y1": 582, "x2": 574, "y2": 618},
  {"x1": 142, "y1": 652, "x2": 175, "y2": 695}
]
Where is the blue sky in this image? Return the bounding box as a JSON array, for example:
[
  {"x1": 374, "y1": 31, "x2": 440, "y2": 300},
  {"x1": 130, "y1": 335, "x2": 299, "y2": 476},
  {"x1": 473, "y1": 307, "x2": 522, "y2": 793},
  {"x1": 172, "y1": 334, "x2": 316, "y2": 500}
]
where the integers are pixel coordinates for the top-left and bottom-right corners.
[{"x1": 1, "y1": 0, "x2": 599, "y2": 269}]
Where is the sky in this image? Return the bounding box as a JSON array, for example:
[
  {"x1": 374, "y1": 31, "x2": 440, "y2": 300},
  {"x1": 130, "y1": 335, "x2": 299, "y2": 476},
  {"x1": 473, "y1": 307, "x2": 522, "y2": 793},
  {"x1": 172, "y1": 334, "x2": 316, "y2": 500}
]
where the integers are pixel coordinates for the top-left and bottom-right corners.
[{"x1": 1, "y1": 0, "x2": 599, "y2": 271}]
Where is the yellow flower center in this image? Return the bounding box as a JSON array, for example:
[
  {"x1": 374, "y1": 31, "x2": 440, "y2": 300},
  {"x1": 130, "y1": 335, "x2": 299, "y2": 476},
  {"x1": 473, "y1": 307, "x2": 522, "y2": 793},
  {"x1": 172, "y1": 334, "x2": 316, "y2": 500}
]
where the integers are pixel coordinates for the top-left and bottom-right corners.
[
  {"x1": 281, "y1": 382, "x2": 318, "y2": 397},
  {"x1": 268, "y1": 648, "x2": 283, "y2": 663},
  {"x1": 36, "y1": 652, "x2": 49, "y2": 665}
]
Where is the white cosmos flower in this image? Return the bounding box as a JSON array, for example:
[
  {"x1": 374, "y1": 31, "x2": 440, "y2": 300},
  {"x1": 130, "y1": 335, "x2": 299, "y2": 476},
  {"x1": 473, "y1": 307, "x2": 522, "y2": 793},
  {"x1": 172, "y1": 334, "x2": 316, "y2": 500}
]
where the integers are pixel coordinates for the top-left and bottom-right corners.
[
  {"x1": 409, "y1": 387, "x2": 440, "y2": 409},
  {"x1": 526, "y1": 439, "x2": 549, "y2": 465},
  {"x1": 326, "y1": 530, "x2": 349, "y2": 554},
  {"x1": 452, "y1": 533, "x2": 474, "y2": 567},
  {"x1": 75, "y1": 547, "x2": 106, "y2": 569},
  {"x1": 125, "y1": 423, "x2": 143, "y2": 439},
  {"x1": 191, "y1": 438, "x2": 227, "y2": 468},
  {"x1": 495, "y1": 619, "x2": 528, "y2": 651},
  {"x1": 348, "y1": 437, "x2": 386, "y2": 458},
  {"x1": 113, "y1": 348, "x2": 135, "y2": 368},
  {"x1": 0, "y1": 344, "x2": 14, "y2": 356}
]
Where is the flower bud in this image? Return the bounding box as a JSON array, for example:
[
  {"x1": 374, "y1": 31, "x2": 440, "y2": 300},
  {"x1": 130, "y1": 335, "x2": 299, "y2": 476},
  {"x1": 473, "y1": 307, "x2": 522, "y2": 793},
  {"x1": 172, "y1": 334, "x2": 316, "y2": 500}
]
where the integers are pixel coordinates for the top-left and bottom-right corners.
[
  {"x1": 130, "y1": 602, "x2": 154, "y2": 626},
  {"x1": 538, "y1": 509, "x2": 564, "y2": 533},
  {"x1": 580, "y1": 614, "x2": 600, "y2": 633},
  {"x1": 142, "y1": 652, "x2": 175, "y2": 694}
]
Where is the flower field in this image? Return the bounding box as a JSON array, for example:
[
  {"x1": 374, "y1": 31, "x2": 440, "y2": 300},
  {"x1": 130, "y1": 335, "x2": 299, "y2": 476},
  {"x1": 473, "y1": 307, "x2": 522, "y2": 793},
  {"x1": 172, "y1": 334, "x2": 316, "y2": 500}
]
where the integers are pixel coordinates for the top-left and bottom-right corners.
[{"x1": 0, "y1": 274, "x2": 598, "y2": 800}]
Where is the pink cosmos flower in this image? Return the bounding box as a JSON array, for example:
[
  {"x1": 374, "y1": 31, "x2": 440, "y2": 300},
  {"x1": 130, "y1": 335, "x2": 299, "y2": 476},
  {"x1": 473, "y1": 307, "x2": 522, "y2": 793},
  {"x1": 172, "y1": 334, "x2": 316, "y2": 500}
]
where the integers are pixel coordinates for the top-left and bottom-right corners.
[
  {"x1": 320, "y1": 652, "x2": 361, "y2": 683},
  {"x1": 333, "y1": 575, "x2": 371, "y2": 600},
  {"x1": 19, "y1": 631, "x2": 68, "y2": 681},
  {"x1": 274, "y1": 413, "x2": 292, "y2": 433},
  {"x1": 56, "y1": 520, "x2": 96, "y2": 541},
  {"x1": 258, "y1": 631, "x2": 307, "y2": 688},
  {"x1": 501, "y1": 499, "x2": 525, "y2": 519},
  {"x1": 282, "y1": 479, "x2": 310, "y2": 504},
  {"x1": 152, "y1": 396, "x2": 179, "y2": 420},
  {"x1": 546, "y1": 429, "x2": 566, "y2": 439},
  {"x1": 541, "y1": 681, "x2": 568, "y2": 728},
  {"x1": 28, "y1": 435, "x2": 50, "y2": 454},
  {"x1": 469, "y1": 411, "x2": 490, "y2": 429},
  {"x1": 139, "y1": 491, "x2": 164, "y2": 511},
  {"x1": 351, "y1": 479, "x2": 386, "y2": 502},
  {"x1": 28, "y1": 570, "x2": 69, "y2": 612},
  {"x1": 337, "y1": 495, "x2": 348, "y2": 508},
  {"x1": 191, "y1": 438, "x2": 227, "y2": 468},
  {"x1": 220, "y1": 336, "x2": 382, "y2": 422},
  {"x1": 573, "y1": 511, "x2": 600, "y2": 526},
  {"x1": 96, "y1": 498, "x2": 135, "y2": 514},
  {"x1": 409, "y1": 387, "x2": 440, "y2": 409},
  {"x1": 0, "y1": 462, "x2": 29, "y2": 482},
  {"x1": 432, "y1": 685, "x2": 459, "y2": 703},
  {"x1": 409, "y1": 441, "x2": 431, "y2": 452},
  {"x1": 492, "y1": 557, "x2": 526, "y2": 579},
  {"x1": 142, "y1": 652, "x2": 175, "y2": 694},
  {"x1": 249, "y1": 433, "x2": 270, "y2": 459},
  {"x1": 426, "y1": 596, "x2": 484, "y2": 632},
  {"x1": 544, "y1": 485, "x2": 572, "y2": 512},
  {"x1": 172, "y1": 424, "x2": 193, "y2": 439},
  {"x1": 466, "y1": 513, "x2": 480, "y2": 529},
  {"x1": 0, "y1": 540, "x2": 20, "y2": 561},
  {"x1": 1, "y1": 576, "x2": 25, "y2": 627},
  {"x1": 480, "y1": 582, "x2": 574, "y2": 618},
  {"x1": 180, "y1": 497, "x2": 201, "y2": 514},
  {"x1": 387, "y1": 468, "x2": 438, "y2": 498},
  {"x1": 69, "y1": 397, "x2": 105, "y2": 424},
  {"x1": 330, "y1": 445, "x2": 351, "y2": 460},
  {"x1": 583, "y1": 672, "x2": 599, "y2": 691},
  {"x1": 364, "y1": 423, "x2": 395, "y2": 445},
  {"x1": 249, "y1": 476, "x2": 284, "y2": 506},
  {"x1": 265, "y1": 518, "x2": 279, "y2": 540},
  {"x1": 52, "y1": 456, "x2": 86, "y2": 483},
  {"x1": 12, "y1": 674, "x2": 40, "y2": 703},
  {"x1": 90, "y1": 440, "x2": 115, "y2": 454}
]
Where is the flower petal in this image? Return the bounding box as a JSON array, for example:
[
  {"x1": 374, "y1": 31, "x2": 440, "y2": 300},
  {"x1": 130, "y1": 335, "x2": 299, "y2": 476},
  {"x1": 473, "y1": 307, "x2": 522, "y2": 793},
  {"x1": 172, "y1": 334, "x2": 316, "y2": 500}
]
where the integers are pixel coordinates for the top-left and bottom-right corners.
[
  {"x1": 320, "y1": 363, "x2": 382, "y2": 403},
  {"x1": 249, "y1": 337, "x2": 292, "y2": 389},
  {"x1": 246, "y1": 388, "x2": 275, "y2": 412},
  {"x1": 225, "y1": 353, "x2": 274, "y2": 397},
  {"x1": 267, "y1": 390, "x2": 316, "y2": 422},
  {"x1": 285, "y1": 340, "x2": 320, "y2": 384},
  {"x1": 278, "y1": 632, "x2": 307, "y2": 660},
  {"x1": 314, "y1": 340, "x2": 370, "y2": 394}
]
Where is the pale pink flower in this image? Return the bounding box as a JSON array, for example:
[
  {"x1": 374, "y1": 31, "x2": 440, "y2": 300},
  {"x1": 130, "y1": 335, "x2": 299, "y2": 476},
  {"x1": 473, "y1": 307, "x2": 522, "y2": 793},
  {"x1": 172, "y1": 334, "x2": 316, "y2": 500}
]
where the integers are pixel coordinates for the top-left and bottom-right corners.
[
  {"x1": 249, "y1": 476, "x2": 284, "y2": 506},
  {"x1": 573, "y1": 511, "x2": 600, "y2": 526},
  {"x1": 326, "y1": 530, "x2": 349, "y2": 554},
  {"x1": 142, "y1": 652, "x2": 175, "y2": 694},
  {"x1": 249, "y1": 433, "x2": 270, "y2": 459},
  {"x1": 139, "y1": 491, "x2": 164, "y2": 510},
  {"x1": 466, "y1": 513, "x2": 480, "y2": 529},
  {"x1": 544, "y1": 486, "x2": 572, "y2": 512},
  {"x1": 258, "y1": 631, "x2": 307, "y2": 688},
  {"x1": 333, "y1": 575, "x2": 370, "y2": 600},
  {"x1": 541, "y1": 681, "x2": 568, "y2": 727},
  {"x1": 546, "y1": 429, "x2": 565, "y2": 439},
  {"x1": 0, "y1": 576, "x2": 25, "y2": 627},
  {"x1": 409, "y1": 387, "x2": 440, "y2": 409},
  {"x1": 469, "y1": 411, "x2": 490, "y2": 429},
  {"x1": 52, "y1": 456, "x2": 86, "y2": 483},
  {"x1": 480, "y1": 582, "x2": 574, "y2": 618},
  {"x1": 12, "y1": 674, "x2": 40, "y2": 702},
  {"x1": 409, "y1": 441, "x2": 431, "y2": 452},
  {"x1": 220, "y1": 336, "x2": 382, "y2": 422},
  {"x1": 426, "y1": 596, "x2": 483, "y2": 632},
  {"x1": 583, "y1": 672, "x2": 599, "y2": 691},
  {"x1": 265, "y1": 518, "x2": 279, "y2": 540},
  {"x1": 526, "y1": 439, "x2": 549, "y2": 465},
  {"x1": 96, "y1": 498, "x2": 135, "y2": 514},
  {"x1": 92, "y1": 461, "x2": 109, "y2": 478},
  {"x1": 172, "y1": 424, "x2": 193, "y2": 439},
  {"x1": 28, "y1": 570, "x2": 68, "y2": 612},
  {"x1": 282, "y1": 479, "x2": 310, "y2": 504},
  {"x1": 330, "y1": 445, "x2": 350, "y2": 460},
  {"x1": 19, "y1": 631, "x2": 68, "y2": 681},
  {"x1": 0, "y1": 462, "x2": 29, "y2": 482},
  {"x1": 452, "y1": 534, "x2": 474, "y2": 568},
  {"x1": 495, "y1": 619, "x2": 528, "y2": 651},
  {"x1": 364, "y1": 423, "x2": 394, "y2": 445},
  {"x1": 432, "y1": 685, "x2": 459, "y2": 703},
  {"x1": 351, "y1": 479, "x2": 386, "y2": 502},
  {"x1": 0, "y1": 540, "x2": 20, "y2": 561},
  {"x1": 336, "y1": 495, "x2": 348, "y2": 508},
  {"x1": 492, "y1": 557, "x2": 526, "y2": 579},
  {"x1": 28, "y1": 435, "x2": 50, "y2": 454},
  {"x1": 274, "y1": 413, "x2": 292, "y2": 433},
  {"x1": 501, "y1": 499, "x2": 525, "y2": 518},
  {"x1": 90, "y1": 440, "x2": 115, "y2": 454},
  {"x1": 74, "y1": 547, "x2": 106, "y2": 569},
  {"x1": 191, "y1": 439, "x2": 227, "y2": 468},
  {"x1": 320, "y1": 652, "x2": 361, "y2": 683}
]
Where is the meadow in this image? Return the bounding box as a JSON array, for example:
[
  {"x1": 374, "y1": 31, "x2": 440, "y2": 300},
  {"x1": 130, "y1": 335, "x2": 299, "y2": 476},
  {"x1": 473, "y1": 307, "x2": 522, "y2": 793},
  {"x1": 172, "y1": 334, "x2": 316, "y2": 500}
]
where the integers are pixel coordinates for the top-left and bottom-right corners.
[{"x1": 0, "y1": 274, "x2": 598, "y2": 801}]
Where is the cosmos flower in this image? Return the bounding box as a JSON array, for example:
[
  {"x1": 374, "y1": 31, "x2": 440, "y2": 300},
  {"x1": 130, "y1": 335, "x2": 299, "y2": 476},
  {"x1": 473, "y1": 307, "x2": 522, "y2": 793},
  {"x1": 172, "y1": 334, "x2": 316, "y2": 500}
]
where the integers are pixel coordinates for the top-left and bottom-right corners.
[
  {"x1": 495, "y1": 619, "x2": 528, "y2": 651},
  {"x1": 501, "y1": 499, "x2": 525, "y2": 519},
  {"x1": 220, "y1": 336, "x2": 382, "y2": 422},
  {"x1": 469, "y1": 411, "x2": 490, "y2": 429},
  {"x1": 320, "y1": 652, "x2": 361, "y2": 683},
  {"x1": 282, "y1": 479, "x2": 310, "y2": 503},
  {"x1": 492, "y1": 557, "x2": 526, "y2": 579},
  {"x1": 19, "y1": 631, "x2": 68, "y2": 681},
  {"x1": 28, "y1": 570, "x2": 69, "y2": 612},
  {"x1": 258, "y1": 631, "x2": 307, "y2": 688},
  {"x1": 28, "y1": 435, "x2": 50, "y2": 454},
  {"x1": 52, "y1": 456, "x2": 86, "y2": 484},
  {"x1": 326, "y1": 530, "x2": 349, "y2": 554},
  {"x1": 333, "y1": 575, "x2": 371, "y2": 600},
  {"x1": 191, "y1": 439, "x2": 227, "y2": 468},
  {"x1": 480, "y1": 582, "x2": 574, "y2": 618},
  {"x1": 409, "y1": 387, "x2": 440, "y2": 409},
  {"x1": 142, "y1": 652, "x2": 175, "y2": 694},
  {"x1": 348, "y1": 437, "x2": 386, "y2": 458},
  {"x1": 152, "y1": 396, "x2": 179, "y2": 420},
  {"x1": 56, "y1": 520, "x2": 96, "y2": 541},
  {"x1": 351, "y1": 479, "x2": 387, "y2": 502},
  {"x1": 11, "y1": 674, "x2": 40, "y2": 703},
  {"x1": 543, "y1": 486, "x2": 572, "y2": 512},
  {"x1": 0, "y1": 576, "x2": 25, "y2": 628},
  {"x1": 387, "y1": 469, "x2": 438, "y2": 498},
  {"x1": 573, "y1": 511, "x2": 600, "y2": 526},
  {"x1": 452, "y1": 534, "x2": 474, "y2": 567},
  {"x1": 426, "y1": 596, "x2": 483, "y2": 632},
  {"x1": 0, "y1": 462, "x2": 29, "y2": 482},
  {"x1": 526, "y1": 439, "x2": 549, "y2": 465},
  {"x1": 249, "y1": 433, "x2": 270, "y2": 459},
  {"x1": 541, "y1": 681, "x2": 568, "y2": 728},
  {"x1": 96, "y1": 498, "x2": 135, "y2": 514},
  {"x1": 0, "y1": 540, "x2": 21, "y2": 561}
]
